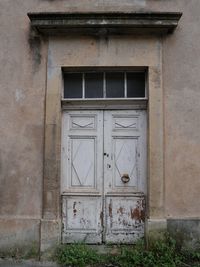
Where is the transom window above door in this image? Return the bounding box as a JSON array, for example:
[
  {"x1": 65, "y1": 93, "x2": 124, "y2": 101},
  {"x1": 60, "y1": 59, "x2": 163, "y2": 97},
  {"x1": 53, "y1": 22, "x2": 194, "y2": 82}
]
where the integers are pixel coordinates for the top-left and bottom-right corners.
[{"x1": 63, "y1": 71, "x2": 146, "y2": 99}]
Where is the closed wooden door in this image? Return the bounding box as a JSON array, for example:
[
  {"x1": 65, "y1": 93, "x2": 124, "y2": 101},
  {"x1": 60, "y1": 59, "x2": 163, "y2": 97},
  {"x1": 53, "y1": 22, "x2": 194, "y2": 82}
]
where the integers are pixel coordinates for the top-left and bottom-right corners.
[
  {"x1": 103, "y1": 110, "x2": 146, "y2": 243},
  {"x1": 61, "y1": 110, "x2": 146, "y2": 244}
]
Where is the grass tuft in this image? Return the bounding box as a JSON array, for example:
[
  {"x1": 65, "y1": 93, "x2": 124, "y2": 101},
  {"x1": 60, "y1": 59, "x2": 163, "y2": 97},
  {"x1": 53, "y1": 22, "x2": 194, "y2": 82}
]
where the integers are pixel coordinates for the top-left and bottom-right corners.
[
  {"x1": 55, "y1": 243, "x2": 104, "y2": 267},
  {"x1": 55, "y1": 235, "x2": 200, "y2": 267}
]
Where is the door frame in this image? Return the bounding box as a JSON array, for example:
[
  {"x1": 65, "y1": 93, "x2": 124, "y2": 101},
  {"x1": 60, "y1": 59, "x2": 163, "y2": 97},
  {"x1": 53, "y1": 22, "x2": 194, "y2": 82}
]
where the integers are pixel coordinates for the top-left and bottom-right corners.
[{"x1": 41, "y1": 66, "x2": 164, "y2": 251}]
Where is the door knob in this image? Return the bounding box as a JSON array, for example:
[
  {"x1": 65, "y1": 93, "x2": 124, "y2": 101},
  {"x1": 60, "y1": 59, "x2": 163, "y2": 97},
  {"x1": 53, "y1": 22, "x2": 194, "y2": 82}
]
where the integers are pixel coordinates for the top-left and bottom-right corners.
[{"x1": 121, "y1": 174, "x2": 130, "y2": 183}]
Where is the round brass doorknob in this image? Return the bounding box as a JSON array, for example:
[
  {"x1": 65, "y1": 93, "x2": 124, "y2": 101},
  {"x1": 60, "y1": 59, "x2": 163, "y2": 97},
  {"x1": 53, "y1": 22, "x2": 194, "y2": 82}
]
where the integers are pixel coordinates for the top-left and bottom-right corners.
[{"x1": 121, "y1": 174, "x2": 130, "y2": 183}]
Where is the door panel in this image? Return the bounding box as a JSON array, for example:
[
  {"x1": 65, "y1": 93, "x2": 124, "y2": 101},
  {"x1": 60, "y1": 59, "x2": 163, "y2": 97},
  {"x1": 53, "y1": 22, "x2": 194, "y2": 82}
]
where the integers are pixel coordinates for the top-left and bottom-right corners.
[
  {"x1": 61, "y1": 111, "x2": 103, "y2": 243},
  {"x1": 70, "y1": 137, "x2": 96, "y2": 187},
  {"x1": 62, "y1": 196, "x2": 102, "y2": 243},
  {"x1": 106, "y1": 196, "x2": 145, "y2": 243},
  {"x1": 104, "y1": 110, "x2": 146, "y2": 243}
]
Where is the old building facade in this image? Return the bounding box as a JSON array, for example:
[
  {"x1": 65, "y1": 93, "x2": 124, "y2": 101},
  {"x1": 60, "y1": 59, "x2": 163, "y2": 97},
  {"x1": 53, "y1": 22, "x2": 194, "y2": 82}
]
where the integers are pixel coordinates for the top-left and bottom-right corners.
[{"x1": 0, "y1": 0, "x2": 200, "y2": 255}]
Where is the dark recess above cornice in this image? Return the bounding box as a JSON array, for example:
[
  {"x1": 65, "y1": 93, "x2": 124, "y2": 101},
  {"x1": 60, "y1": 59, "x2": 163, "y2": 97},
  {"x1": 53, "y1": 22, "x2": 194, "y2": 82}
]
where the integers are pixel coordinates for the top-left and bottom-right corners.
[{"x1": 27, "y1": 12, "x2": 182, "y2": 36}]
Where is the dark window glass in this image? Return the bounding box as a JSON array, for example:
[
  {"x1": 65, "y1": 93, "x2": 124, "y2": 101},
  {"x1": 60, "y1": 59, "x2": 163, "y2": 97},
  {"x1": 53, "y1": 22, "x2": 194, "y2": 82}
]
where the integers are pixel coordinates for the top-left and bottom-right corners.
[
  {"x1": 127, "y1": 72, "x2": 145, "y2": 98},
  {"x1": 85, "y1": 72, "x2": 103, "y2": 98},
  {"x1": 64, "y1": 73, "x2": 82, "y2": 98},
  {"x1": 106, "y1": 72, "x2": 124, "y2": 98}
]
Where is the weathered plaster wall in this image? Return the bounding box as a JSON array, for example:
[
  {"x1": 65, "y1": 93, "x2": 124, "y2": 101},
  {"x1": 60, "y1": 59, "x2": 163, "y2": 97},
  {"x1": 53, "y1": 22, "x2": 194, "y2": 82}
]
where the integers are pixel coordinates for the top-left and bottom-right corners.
[
  {"x1": 0, "y1": 1, "x2": 47, "y2": 251},
  {"x1": 163, "y1": 2, "x2": 200, "y2": 219},
  {"x1": 0, "y1": 0, "x2": 200, "y2": 251},
  {"x1": 42, "y1": 0, "x2": 200, "y2": 219}
]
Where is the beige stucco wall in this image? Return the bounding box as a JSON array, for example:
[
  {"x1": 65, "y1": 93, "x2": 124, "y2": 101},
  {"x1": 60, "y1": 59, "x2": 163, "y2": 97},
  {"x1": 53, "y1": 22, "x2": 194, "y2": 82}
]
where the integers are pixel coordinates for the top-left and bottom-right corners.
[
  {"x1": 0, "y1": 0, "x2": 200, "y2": 251},
  {"x1": 163, "y1": 5, "x2": 200, "y2": 219}
]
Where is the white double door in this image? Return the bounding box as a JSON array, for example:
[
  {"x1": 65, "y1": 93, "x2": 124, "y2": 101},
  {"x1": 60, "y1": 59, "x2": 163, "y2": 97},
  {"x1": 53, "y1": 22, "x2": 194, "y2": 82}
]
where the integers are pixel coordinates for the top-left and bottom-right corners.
[{"x1": 61, "y1": 110, "x2": 147, "y2": 244}]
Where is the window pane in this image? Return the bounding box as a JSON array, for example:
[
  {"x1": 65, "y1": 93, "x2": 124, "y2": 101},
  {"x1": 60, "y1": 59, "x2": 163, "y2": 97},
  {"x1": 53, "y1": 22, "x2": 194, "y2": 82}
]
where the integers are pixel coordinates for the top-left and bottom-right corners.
[
  {"x1": 127, "y1": 72, "x2": 145, "y2": 98},
  {"x1": 64, "y1": 73, "x2": 82, "y2": 98},
  {"x1": 106, "y1": 72, "x2": 124, "y2": 98},
  {"x1": 85, "y1": 72, "x2": 103, "y2": 98}
]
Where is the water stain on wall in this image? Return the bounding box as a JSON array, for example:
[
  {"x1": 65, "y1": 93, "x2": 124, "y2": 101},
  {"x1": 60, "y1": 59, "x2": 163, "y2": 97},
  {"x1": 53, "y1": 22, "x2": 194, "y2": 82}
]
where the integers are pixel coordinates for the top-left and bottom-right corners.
[{"x1": 28, "y1": 26, "x2": 42, "y2": 72}]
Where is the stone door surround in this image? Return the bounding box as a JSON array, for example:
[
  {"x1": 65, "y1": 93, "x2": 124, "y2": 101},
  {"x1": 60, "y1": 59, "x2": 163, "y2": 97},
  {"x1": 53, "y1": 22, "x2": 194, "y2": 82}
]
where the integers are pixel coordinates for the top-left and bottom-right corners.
[{"x1": 28, "y1": 11, "x2": 182, "y2": 251}]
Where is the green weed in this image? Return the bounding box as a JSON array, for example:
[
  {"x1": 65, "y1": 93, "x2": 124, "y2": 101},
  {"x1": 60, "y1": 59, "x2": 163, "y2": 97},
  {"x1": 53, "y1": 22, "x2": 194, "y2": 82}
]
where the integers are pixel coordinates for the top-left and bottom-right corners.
[
  {"x1": 55, "y1": 236, "x2": 200, "y2": 267},
  {"x1": 109, "y1": 236, "x2": 182, "y2": 267},
  {"x1": 55, "y1": 243, "x2": 104, "y2": 267}
]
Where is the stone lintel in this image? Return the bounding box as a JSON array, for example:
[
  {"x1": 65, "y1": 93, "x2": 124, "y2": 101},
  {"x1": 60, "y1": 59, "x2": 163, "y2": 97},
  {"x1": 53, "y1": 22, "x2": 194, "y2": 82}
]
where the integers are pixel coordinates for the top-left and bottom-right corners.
[{"x1": 27, "y1": 12, "x2": 182, "y2": 36}]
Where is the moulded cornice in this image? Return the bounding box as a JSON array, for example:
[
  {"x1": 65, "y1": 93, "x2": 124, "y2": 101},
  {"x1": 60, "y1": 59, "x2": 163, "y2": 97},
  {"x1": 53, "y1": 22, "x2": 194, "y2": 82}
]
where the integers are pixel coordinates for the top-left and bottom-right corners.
[{"x1": 27, "y1": 12, "x2": 182, "y2": 36}]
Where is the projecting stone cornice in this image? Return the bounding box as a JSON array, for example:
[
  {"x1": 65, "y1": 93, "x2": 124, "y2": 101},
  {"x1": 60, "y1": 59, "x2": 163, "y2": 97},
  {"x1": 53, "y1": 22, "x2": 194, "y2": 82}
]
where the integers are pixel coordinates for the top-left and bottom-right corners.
[{"x1": 27, "y1": 12, "x2": 182, "y2": 36}]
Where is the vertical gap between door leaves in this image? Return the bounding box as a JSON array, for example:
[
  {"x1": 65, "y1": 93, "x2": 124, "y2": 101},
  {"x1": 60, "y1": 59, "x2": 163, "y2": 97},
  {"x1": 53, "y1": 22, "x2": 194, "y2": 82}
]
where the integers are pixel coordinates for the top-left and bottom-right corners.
[{"x1": 102, "y1": 110, "x2": 106, "y2": 243}]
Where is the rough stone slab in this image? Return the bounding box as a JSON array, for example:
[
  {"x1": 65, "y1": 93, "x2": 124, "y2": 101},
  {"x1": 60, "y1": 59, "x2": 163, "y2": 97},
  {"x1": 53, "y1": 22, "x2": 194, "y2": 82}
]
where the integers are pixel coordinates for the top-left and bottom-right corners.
[
  {"x1": 40, "y1": 219, "x2": 61, "y2": 253},
  {"x1": 167, "y1": 219, "x2": 200, "y2": 249},
  {"x1": 0, "y1": 218, "x2": 40, "y2": 249}
]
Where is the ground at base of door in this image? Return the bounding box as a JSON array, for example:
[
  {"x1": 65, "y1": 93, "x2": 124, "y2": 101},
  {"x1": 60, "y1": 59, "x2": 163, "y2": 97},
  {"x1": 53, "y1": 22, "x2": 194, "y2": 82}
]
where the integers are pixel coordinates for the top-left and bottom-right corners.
[
  {"x1": 0, "y1": 259, "x2": 59, "y2": 267},
  {"x1": 0, "y1": 260, "x2": 122, "y2": 267}
]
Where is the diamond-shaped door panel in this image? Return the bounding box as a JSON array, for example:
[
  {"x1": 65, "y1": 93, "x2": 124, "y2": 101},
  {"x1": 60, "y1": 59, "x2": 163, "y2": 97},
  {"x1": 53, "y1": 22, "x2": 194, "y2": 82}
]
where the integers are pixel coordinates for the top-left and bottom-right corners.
[
  {"x1": 70, "y1": 138, "x2": 96, "y2": 187},
  {"x1": 114, "y1": 138, "x2": 138, "y2": 187}
]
